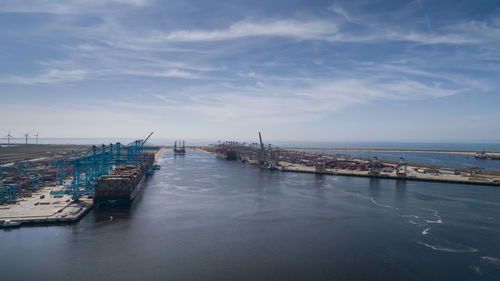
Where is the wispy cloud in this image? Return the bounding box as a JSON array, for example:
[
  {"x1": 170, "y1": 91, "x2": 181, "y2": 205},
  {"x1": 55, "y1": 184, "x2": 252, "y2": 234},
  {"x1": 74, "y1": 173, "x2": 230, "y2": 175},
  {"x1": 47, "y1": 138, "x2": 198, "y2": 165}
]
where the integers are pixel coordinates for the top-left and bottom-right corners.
[
  {"x1": 120, "y1": 69, "x2": 201, "y2": 79},
  {"x1": 0, "y1": 0, "x2": 149, "y2": 15},
  {"x1": 145, "y1": 76, "x2": 461, "y2": 124},
  {"x1": 1, "y1": 0, "x2": 499, "y2": 140},
  {"x1": 157, "y1": 19, "x2": 339, "y2": 42},
  {"x1": 0, "y1": 69, "x2": 88, "y2": 85},
  {"x1": 328, "y1": 3, "x2": 357, "y2": 23},
  {"x1": 127, "y1": 18, "x2": 475, "y2": 45}
]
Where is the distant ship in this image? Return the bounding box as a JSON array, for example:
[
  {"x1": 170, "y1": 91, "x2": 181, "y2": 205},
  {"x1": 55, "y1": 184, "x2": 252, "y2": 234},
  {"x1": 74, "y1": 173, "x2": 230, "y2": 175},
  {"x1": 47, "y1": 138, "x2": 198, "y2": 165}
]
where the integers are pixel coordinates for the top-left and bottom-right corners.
[
  {"x1": 1, "y1": 220, "x2": 22, "y2": 228},
  {"x1": 174, "y1": 140, "x2": 186, "y2": 155},
  {"x1": 260, "y1": 159, "x2": 277, "y2": 170},
  {"x1": 94, "y1": 153, "x2": 155, "y2": 205},
  {"x1": 475, "y1": 151, "x2": 500, "y2": 160},
  {"x1": 261, "y1": 163, "x2": 277, "y2": 170},
  {"x1": 174, "y1": 147, "x2": 186, "y2": 154}
]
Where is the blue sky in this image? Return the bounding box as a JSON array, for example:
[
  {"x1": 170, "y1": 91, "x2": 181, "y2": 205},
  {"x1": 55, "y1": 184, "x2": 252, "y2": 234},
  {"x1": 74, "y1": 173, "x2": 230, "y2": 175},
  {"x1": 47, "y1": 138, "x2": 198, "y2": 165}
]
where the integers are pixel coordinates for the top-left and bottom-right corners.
[{"x1": 1, "y1": 0, "x2": 500, "y2": 142}]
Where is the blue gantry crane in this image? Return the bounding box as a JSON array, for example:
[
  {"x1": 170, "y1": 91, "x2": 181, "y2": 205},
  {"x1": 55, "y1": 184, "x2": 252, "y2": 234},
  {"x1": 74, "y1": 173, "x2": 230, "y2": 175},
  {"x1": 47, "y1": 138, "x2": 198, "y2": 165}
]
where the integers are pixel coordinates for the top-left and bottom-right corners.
[
  {"x1": 0, "y1": 185, "x2": 18, "y2": 202},
  {"x1": 51, "y1": 133, "x2": 158, "y2": 200}
]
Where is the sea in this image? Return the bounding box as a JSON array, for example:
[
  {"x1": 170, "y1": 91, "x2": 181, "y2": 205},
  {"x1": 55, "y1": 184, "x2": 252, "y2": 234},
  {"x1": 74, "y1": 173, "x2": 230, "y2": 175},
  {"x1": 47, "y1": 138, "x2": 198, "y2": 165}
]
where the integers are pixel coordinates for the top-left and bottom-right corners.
[{"x1": 1, "y1": 149, "x2": 500, "y2": 280}]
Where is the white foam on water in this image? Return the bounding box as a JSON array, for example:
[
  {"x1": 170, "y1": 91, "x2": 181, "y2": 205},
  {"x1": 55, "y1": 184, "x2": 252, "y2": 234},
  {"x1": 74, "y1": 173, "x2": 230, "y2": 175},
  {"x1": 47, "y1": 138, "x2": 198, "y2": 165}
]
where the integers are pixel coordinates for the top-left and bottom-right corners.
[
  {"x1": 174, "y1": 185, "x2": 212, "y2": 193},
  {"x1": 481, "y1": 256, "x2": 500, "y2": 266},
  {"x1": 469, "y1": 265, "x2": 481, "y2": 274},
  {"x1": 401, "y1": 215, "x2": 422, "y2": 219},
  {"x1": 370, "y1": 198, "x2": 399, "y2": 210},
  {"x1": 423, "y1": 208, "x2": 443, "y2": 224},
  {"x1": 402, "y1": 210, "x2": 443, "y2": 230},
  {"x1": 211, "y1": 174, "x2": 227, "y2": 179},
  {"x1": 416, "y1": 241, "x2": 478, "y2": 253},
  {"x1": 402, "y1": 214, "x2": 426, "y2": 226},
  {"x1": 422, "y1": 227, "x2": 431, "y2": 235},
  {"x1": 425, "y1": 218, "x2": 443, "y2": 224},
  {"x1": 408, "y1": 219, "x2": 426, "y2": 227},
  {"x1": 337, "y1": 189, "x2": 362, "y2": 198}
]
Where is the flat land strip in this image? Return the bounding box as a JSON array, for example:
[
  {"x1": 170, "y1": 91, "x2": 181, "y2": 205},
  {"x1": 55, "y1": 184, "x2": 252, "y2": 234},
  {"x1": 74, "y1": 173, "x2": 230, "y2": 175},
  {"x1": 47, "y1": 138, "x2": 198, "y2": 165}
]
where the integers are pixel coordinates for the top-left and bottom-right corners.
[{"x1": 0, "y1": 144, "x2": 89, "y2": 163}]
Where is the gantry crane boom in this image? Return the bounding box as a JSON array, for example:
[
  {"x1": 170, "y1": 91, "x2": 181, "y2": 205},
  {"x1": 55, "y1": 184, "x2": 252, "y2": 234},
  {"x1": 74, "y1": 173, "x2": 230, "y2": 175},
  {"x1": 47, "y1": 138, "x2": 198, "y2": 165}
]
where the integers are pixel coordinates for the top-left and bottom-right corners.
[{"x1": 142, "y1": 132, "x2": 154, "y2": 146}]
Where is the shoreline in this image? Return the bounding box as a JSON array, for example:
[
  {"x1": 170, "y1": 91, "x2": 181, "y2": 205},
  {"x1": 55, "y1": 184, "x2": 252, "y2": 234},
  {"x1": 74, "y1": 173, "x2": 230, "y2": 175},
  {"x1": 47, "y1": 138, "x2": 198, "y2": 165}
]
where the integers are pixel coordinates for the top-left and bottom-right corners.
[
  {"x1": 279, "y1": 167, "x2": 500, "y2": 187},
  {"x1": 200, "y1": 146, "x2": 500, "y2": 155},
  {"x1": 200, "y1": 147, "x2": 500, "y2": 185},
  {"x1": 282, "y1": 147, "x2": 497, "y2": 155},
  {"x1": 1, "y1": 147, "x2": 163, "y2": 228}
]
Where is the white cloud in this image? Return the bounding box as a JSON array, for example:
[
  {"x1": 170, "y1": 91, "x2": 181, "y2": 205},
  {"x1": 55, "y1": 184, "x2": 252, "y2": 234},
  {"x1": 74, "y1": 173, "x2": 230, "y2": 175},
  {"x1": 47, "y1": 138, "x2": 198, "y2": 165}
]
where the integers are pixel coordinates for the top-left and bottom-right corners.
[
  {"x1": 124, "y1": 18, "x2": 476, "y2": 46},
  {"x1": 328, "y1": 3, "x2": 356, "y2": 22},
  {"x1": 0, "y1": 0, "x2": 149, "y2": 15},
  {"x1": 120, "y1": 69, "x2": 201, "y2": 79},
  {"x1": 144, "y1": 77, "x2": 462, "y2": 124},
  {"x1": 152, "y1": 19, "x2": 339, "y2": 42},
  {"x1": 446, "y1": 19, "x2": 500, "y2": 37},
  {"x1": 0, "y1": 69, "x2": 88, "y2": 85},
  {"x1": 0, "y1": 1, "x2": 497, "y2": 141},
  {"x1": 389, "y1": 32, "x2": 476, "y2": 44}
]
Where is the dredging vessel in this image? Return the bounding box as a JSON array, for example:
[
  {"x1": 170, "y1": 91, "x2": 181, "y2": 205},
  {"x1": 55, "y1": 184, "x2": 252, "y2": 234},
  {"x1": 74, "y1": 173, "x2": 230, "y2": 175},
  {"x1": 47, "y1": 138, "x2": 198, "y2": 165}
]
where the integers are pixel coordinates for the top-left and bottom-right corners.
[{"x1": 174, "y1": 140, "x2": 186, "y2": 155}]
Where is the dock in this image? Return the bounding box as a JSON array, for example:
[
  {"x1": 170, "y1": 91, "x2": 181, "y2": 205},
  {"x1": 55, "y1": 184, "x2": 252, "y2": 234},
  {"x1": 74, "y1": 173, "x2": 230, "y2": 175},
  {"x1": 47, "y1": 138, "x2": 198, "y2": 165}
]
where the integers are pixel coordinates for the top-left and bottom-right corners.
[
  {"x1": 1, "y1": 134, "x2": 162, "y2": 228},
  {"x1": 208, "y1": 134, "x2": 500, "y2": 187},
  {"x1": 0, "y1": 185, "x2": 93, "y2": 227},
  {"x1": 279, "y1": 162, "x2": 500, "y2": 186}
]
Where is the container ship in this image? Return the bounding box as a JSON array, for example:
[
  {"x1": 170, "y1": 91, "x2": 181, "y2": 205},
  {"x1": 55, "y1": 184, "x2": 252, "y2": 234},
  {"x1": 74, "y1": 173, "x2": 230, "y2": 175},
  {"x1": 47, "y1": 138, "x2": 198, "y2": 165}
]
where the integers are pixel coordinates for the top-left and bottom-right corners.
[
  {"x1": 216, "y1": 148, "x2": 237, "y2": 160},
  {"x1": 94, "y1": 153, "x2": 155, "y2": 205}
]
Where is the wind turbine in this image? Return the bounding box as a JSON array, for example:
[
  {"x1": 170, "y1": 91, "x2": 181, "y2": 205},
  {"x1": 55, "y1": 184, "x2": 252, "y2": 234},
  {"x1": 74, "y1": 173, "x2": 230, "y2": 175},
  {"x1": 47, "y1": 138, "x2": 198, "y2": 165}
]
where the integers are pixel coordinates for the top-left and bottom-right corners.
[
  {"x1": 4, "y1": 129, "x2": 14, "y2": 145},
  {"x1": 34, "y1": 132, "x2": 39, "y2": 144},
  {"x1": 22, "y1": 132, "x2": 29, "y2": 144}
]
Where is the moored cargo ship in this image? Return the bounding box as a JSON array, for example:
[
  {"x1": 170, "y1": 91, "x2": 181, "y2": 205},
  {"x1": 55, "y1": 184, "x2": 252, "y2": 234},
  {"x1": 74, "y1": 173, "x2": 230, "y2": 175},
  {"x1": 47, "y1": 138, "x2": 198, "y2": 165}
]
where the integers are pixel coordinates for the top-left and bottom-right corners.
[
  {"x1": 94, "y1": 153, "x2": 155, "y2": 205},
  {"x1": 216, "y1": 148, "x2": 237, "y2": 160}
]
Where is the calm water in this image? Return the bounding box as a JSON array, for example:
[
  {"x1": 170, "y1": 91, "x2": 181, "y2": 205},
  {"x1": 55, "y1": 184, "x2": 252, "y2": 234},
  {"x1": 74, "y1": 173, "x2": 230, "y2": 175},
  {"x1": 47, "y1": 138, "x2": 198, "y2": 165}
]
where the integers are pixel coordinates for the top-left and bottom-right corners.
[{"x1": 2, "y1": 150, "x2": 500, "y2": 280}]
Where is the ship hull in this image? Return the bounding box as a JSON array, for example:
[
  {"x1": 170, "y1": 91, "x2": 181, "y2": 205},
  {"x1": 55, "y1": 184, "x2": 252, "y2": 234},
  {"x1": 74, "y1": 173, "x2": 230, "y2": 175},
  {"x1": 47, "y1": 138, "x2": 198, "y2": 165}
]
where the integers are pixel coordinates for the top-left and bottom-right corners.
[
  {"x1": 94, "y1": 175, "x2": 146, "y2": 206},
  {"x1": 217, "y1": 151, "x2": 237, "y2": 160}
]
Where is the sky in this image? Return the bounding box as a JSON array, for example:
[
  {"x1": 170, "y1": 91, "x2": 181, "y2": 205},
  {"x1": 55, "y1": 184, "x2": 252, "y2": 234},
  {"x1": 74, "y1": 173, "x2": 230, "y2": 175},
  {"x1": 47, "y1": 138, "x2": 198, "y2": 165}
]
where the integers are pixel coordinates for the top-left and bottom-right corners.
[{"x1": 1, "y1": 0, "x2": 500, "y2": 143}]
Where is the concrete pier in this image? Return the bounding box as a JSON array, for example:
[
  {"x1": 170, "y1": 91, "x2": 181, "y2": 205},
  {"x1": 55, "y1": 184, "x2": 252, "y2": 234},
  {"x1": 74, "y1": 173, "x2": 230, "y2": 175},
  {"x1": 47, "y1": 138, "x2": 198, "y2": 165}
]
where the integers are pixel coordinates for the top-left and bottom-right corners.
[
  {"x1": 1, "y1": 139, "x2": 162, "y2": 228},
  {"x1": 0, "y1": 185, "x2": 93, "y2": 227},
  {"x1": 279, "y1": 162, "x2": 500, "y2": 186}
]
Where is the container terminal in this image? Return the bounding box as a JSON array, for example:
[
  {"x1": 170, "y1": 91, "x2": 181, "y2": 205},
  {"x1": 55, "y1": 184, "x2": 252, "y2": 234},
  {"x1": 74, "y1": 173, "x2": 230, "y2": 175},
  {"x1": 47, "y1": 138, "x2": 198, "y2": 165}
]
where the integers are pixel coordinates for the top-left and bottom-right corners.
[
  {"x1": 0, "y1": 133, "x2": 162, "y2": 228},
  {"x1": 2, "y1": 132, "x2": 499, "y2": 228},
  {"x1": 207, "y1": 133, "x2": 500, "y2": 186}
]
